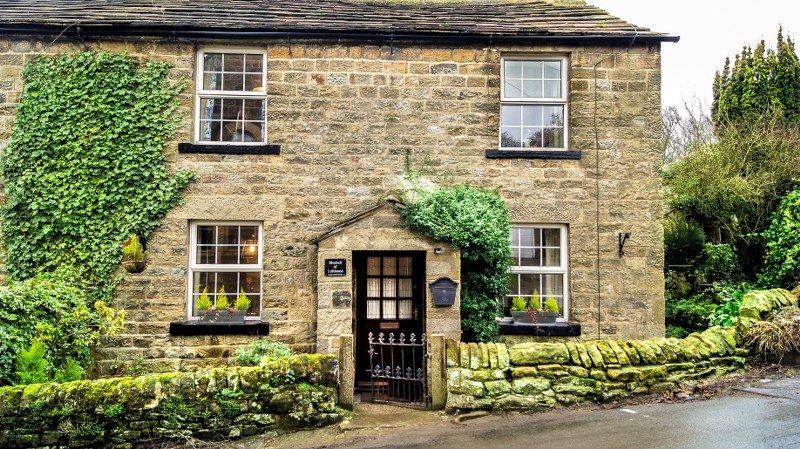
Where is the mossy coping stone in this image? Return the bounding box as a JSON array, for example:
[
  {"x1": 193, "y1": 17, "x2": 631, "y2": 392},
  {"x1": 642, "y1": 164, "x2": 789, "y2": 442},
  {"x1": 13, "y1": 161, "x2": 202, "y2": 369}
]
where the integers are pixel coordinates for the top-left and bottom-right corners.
[
  {"x1": 0, "y1": 354, "x2": 342, "y2": 449},
  {"x1": 508, "y1": 343, "x2": 570, "y2": 366}
]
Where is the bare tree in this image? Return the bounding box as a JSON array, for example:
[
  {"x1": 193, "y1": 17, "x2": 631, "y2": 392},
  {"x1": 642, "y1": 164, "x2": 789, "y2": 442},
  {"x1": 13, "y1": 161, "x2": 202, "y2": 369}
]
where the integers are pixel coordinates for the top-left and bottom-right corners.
[{"x1": 661, "y1": 99, "x2": 714, "y2": 166}]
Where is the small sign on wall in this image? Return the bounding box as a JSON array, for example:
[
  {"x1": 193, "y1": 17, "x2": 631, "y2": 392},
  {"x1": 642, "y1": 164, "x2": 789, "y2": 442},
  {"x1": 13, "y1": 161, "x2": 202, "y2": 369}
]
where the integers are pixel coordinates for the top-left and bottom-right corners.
[{"x1": 324, "y1": 259, "x2": 347, "y2": 277}]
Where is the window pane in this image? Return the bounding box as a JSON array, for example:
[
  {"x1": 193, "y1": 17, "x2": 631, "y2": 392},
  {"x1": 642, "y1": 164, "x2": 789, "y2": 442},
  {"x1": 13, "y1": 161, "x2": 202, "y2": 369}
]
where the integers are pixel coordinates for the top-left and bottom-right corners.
[
  {"x1": 240, "y1": 272, "x2": 261, "y2": 294},
  {"x1": 367, "y1": 257, "x2": 381, "y2": 276},
  {"x1": 522, "y1": 105, "x2": 542, "y2": 126},
  {"x1": 367, "y1": 278, "x2": 380, "y2": 297},
  {"x1": 544, "y1": 80, "x2": 561, "y2": 98},
  {"x1": 507, "y1": 273, "x2": 519, "y2": 296},
  {"x1": 243, "y1": 99, "x2": 265, "y2": 121},
  {"x1": 217, "y1": 226, "x2": 239, "y2": 244},
  {"x1": 505, "y1": 78, "x2": 522, "y2": 97},
  {"x1": 217, "y1": 246, "x2": 238, "y2": 264},
  {"x1": 398, "y1": 300, "x2": 413, "y2": 319},
  {"x1": 510, "y1": 247, "x2": 520, "y2": 266},
  {"x1": 203, "y1": 72, "x2": 222, "y2": 91},
  {"x1": 520, "y1": 248, "x2": 541, "y2": 267},
  {"x1": 398, "y1": 278, "x2": 412, "y2": 297},
  {"x1": 523, "y1": 60, "x2": 543, "y2": 79},
  {"x1": 501, "y1": 127, "x2": 522, "y2": 148},
  {"x1": 510, "y1": 228, "x2": 519, "y2": 246},
  {"x1": 245, "y1": 294, "x2": 260, "y2": 316},
  {"x1": 543, "y1": 128, "x2": 564, "y2": 148},
  {"x1": 197, "y1": 226, "x2": 216, "y2": 244},
  {"x1": 543, "y1": 249, "x2": 561, "y2": 266},
  {"x1": 522, "y1": 80, "x2": 543, "y2": 98},
  {"x1": 542, "y1": 228, "x2": 561, "y2": 247},
  {"x1": 240, "y1": 245, "x2": 258, "y2": 264},
  {"x1": 240, "y1": 226, "x2": 258, "y2": 245},
  {"x1": 216, "y1": 272, "x2": 238, "y2": 296},
  {"x1": 398, "y1": 257, "x2": 412, "y2": 276},
  {"x1": 204, "y1": 53, "x2": 223, "y2": 72},
  {"x1": 245, "y1": 54, "x2": 263, "y2": 72},
  {"x1": 197, "y1": 245, "x2": 215, "y2": 264},
  {"x1": 522, "y1": 128, "x2": 542, "y2": 148},
  {"x1": 200, "y1": 98, "x2": 222, "y2": 120},
  {"x1": 223, "y1": 73, "x2": 244, "y2": 91},
  {"x1": 383, "y1": 257, "x2": 397, "y2": 276},
  {"x1": 501, "y1": 105, "x2": 522, "y2": 126},
  {"x1": 241, "y1": 122, "x2": 264, "y2": 142},
  {"x1": 383, "y1": 300, "x2": 397, "y2": 319},
  {"x1": 544, "y1": 60, "x2": 562, "y2": 79},
  {"x1": 505, "y1": 60, "x2": 522, "y2": 78},
  {"x1": 520, "y1": 273, "x2": 541, "y2": 298},
  {"x1": 222, "y1": 99, "x2": 243, "y2": 120},
  {"x1": 199, "y1": 120, "x2": 219, "y2": 141},
  {"x1": 193, "y1": 271, "x2": 214, "y2": 294},
  {"x1": 223, "y1": 53, "x2": 244, "y2": 72},
  {"x1": 383, "y1": 278, "x2": 397, "y2": 298},
  {"x1": 543, "y1": 106, "x2": 564, "y2": 126},
  {"x1": 245, "y1": 74, "x2": 263, "y2": 92},
  {"x1": 519, "y1": 228, "x2": 534, "y2": 247},
  {"x1": 367, "y1": 300, "x2": 381, "y2": 319},
  {"x1": 542, "y1": 274, "x2": 564, "y2": 297},
  {"x1": 221, "y1": 121, "x2": 242, "y2": 142}
]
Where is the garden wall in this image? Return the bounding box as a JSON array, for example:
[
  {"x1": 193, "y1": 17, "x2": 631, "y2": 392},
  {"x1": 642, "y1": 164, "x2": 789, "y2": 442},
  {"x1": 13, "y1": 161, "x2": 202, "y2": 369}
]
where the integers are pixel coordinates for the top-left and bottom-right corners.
[
  {"x1": 0, "y1": 354, "x2": 342, "y2": 449},
  {"x1": 446, "y1": 289, "x2": 797, "y2": 412}
]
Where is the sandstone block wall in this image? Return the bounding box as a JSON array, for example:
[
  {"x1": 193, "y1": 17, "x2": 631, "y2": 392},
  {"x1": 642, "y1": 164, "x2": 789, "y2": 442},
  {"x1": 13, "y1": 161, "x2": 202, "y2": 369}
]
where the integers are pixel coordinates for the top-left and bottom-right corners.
[
  {"x1": 0, "y1": 35, "x2": 664, "y2": 372},
  {"x1": 445, "y1": 289, "x2": 798, "y2": 412}
]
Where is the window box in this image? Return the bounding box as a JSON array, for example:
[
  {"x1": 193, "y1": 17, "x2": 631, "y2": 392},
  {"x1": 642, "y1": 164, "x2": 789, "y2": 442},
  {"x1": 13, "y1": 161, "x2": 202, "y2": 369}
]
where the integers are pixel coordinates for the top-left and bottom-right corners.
[
  {"x1": 169, "y1": 321, "x2": 269, "y2": 336},
  {"x1": 498, "y1": 318, "x2": 581, "y2": 337},
  {"x1": 511, "y1": 310, "x2": 559, "y2": 324},
  {"x1": 199, "y1": 309, "x2": 246, "y2": 324}
]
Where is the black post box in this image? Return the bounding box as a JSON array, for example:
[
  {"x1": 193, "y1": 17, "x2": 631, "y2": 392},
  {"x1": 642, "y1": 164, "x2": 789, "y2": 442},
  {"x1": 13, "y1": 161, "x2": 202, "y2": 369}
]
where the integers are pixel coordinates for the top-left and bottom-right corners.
[{"x1": 430, "y1": 277, "x2": 458, "y2": 307}]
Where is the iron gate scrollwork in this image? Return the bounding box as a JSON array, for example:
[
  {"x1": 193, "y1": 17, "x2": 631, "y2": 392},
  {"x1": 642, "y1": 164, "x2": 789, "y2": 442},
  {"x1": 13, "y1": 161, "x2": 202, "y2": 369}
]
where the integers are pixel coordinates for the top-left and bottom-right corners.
[{"x1": 368, "y1": 332, "x2": 430, "y2": 408}]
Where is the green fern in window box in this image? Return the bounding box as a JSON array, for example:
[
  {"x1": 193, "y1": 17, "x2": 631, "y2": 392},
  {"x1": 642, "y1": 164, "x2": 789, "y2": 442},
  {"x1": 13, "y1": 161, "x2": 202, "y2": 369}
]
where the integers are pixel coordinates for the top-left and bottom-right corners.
[
  {"x1": 235, "y1": 292, "x2": 251, "y2": 314},
  {"x1": 121, "y1": 234, "x2": 146, "y2": 274},
  {"x1": 510, "y1": 296, "x2": 527, "y2": 312}
]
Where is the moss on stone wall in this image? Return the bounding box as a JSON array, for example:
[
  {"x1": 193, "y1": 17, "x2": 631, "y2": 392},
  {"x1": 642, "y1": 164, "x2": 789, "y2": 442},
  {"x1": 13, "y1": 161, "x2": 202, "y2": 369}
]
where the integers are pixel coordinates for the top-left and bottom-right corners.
[
  {"x1": 0, "y1": 354, "x2": 342, "y2": 448},
  {"x1": 446, "y1": 289, "x2": 796, "y2": 412}
]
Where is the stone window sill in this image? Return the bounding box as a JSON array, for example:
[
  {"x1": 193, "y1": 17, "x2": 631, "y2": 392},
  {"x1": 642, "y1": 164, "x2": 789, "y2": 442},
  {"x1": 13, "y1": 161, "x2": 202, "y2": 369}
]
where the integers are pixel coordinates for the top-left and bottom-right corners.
[
  {"x1": 169, "y1": 321, "x2": 270, "y2": 336},
  {"x1": 497, "y1": 319, "x2": 581, "y2": 337},
  {"x1": 485, "y1": 150, "x2": 582, "y2": 160},
  {"x1": 178, "y1": 143, "x2": 281, "y2": 155}
]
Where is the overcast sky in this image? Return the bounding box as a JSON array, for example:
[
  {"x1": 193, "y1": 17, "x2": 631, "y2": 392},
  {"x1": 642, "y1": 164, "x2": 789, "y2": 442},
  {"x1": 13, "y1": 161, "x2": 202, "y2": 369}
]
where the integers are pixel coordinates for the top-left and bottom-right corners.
[{"x1": 590, "y1": 0, "x2": 800, "y2": 111}]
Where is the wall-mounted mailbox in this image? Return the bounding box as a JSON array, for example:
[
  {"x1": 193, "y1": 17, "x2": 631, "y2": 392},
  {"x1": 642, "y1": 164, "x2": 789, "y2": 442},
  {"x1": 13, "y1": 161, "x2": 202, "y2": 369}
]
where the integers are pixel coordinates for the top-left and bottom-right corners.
[{"x1": 430, "y1": 277, "x2": 458, "y2": 307}]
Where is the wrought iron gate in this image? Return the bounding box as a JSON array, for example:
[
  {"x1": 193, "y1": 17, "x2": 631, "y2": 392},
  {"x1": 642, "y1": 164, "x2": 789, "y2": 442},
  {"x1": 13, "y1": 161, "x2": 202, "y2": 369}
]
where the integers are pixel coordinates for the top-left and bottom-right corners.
[{"x1": 368, "y1": 332, "x2": 430, "y2": 408}]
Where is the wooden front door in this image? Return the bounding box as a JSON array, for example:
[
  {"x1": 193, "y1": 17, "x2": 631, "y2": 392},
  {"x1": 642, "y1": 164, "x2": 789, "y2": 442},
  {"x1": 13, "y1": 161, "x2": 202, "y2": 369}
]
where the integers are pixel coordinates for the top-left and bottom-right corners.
[{"x1": 354, "y1": 252, "x2": 425, "y2": 386}]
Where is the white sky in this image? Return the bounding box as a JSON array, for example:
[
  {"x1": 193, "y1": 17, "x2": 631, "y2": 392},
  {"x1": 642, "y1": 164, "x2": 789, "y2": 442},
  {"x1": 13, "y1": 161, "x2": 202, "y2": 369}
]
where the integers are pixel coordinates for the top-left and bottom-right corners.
[{"x1": 590, "y1": 0, "x2": 800, "y2": 110}]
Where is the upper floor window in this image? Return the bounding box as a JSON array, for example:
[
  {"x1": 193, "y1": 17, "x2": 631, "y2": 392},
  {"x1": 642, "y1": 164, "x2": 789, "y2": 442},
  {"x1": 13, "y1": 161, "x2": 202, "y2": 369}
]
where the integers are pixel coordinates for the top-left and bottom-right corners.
[
  {"x1": 195, "y1": 49, "x2": 267, "y2": 144},
  {"x1": 500, "y1": 56, "x2": 568, "y2": 150},
  {"x1": 188, "y1": 222, "x2": 263, "y2": 319},
  {"x1": 506, "y1": 224, "x2": 569, "y2": 321}
]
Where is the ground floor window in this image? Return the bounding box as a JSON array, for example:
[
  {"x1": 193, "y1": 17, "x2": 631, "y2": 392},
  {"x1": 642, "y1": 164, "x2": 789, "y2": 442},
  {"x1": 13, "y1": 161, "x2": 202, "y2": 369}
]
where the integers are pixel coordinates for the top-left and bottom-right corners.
[
  {"x1": 188, "y1": 222, "x2": 263, "y2": 319},
  {"x1": 506, "y1": 224, "x2": 569, "y2": 320}
]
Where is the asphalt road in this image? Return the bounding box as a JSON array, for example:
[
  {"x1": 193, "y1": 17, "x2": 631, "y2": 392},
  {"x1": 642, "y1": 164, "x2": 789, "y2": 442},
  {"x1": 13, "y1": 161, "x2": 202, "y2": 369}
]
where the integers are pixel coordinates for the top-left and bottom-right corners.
[{"x1": 256, "y1": 377, "x2": 800, "y2": 449}]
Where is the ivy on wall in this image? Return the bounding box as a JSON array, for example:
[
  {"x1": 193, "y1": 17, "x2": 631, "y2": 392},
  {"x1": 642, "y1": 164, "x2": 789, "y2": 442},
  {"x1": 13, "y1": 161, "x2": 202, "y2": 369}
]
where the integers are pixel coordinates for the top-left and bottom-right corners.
[
  {"x1": 401, "y1": 184, "x2": 510, "y2": 342},
  {"x1": 1, "y1": 52, "x2": 194, "y2": 301}
]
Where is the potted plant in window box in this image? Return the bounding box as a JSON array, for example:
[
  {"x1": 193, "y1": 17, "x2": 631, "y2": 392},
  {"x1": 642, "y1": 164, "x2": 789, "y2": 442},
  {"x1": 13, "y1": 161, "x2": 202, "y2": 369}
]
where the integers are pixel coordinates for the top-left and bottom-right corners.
[
  {"x1": 196, "y1": 287, "x2": 213, "y2": 321},
  {"x1": 511, "y1": 291, "x2": 560, "y2": 324},
  {"x1": 121, "y1": 234, "x2": 146, "y2": 274}
]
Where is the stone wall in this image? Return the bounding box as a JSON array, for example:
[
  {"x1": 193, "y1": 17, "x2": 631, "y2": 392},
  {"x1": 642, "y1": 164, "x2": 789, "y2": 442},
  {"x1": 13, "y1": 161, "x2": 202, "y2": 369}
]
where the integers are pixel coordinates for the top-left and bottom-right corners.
[
  {"x1": 0, "y1": 354, "x2": 342, "y2": 449},
  {"x1": 0, "y1": 34, "x2": 665, "y2": 371},
  {"x1": 445, "y1": 289, "x2": 797, "y2": 412}
]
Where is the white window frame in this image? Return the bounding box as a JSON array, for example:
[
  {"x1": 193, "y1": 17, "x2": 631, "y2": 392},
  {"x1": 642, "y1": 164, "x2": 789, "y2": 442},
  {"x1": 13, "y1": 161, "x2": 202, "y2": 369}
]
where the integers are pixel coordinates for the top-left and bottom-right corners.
[
  {"x1": 194, "y1": 47, "x2": 268, "y2": 145},
  {"x1": 508, "y1": 224, "x2": 570, "y2": 322},
  {"x1": 499, "y1": 55, "x2": 569, "y2": 151},
  {"x1": 187, "y1": 221, "x2": 264, "y2": 321}
]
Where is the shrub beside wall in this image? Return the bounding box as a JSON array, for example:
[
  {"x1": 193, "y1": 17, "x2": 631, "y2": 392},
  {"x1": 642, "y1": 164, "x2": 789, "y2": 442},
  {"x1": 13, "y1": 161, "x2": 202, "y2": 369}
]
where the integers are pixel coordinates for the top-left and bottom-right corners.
[
  {"x1": 445, "y1": 289, "x2": 796, "y2": 413},
  {"x1": 0, "y1": 355, "x2": 342, "y2": 449}
]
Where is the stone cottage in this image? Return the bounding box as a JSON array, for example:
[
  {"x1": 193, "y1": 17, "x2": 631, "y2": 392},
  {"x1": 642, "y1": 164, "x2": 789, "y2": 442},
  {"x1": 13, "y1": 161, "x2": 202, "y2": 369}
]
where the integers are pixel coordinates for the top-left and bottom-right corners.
[{"x1": 0, "y1": 0, "x2": 676, "y2": 381}]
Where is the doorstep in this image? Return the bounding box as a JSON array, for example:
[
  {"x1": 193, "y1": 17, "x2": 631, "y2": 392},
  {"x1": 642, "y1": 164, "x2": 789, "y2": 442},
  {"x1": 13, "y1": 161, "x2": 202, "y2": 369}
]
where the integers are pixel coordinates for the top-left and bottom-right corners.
[{"x1": 497, "y1": 318, "x2": 581, "y2": 337}]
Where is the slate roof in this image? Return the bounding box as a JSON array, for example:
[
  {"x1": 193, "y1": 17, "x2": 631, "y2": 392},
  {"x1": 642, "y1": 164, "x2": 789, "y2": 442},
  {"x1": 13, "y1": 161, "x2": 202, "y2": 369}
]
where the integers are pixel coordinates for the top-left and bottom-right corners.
[{"x1": 0, "y1": 0, "x2": 677, "y2": 43}]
